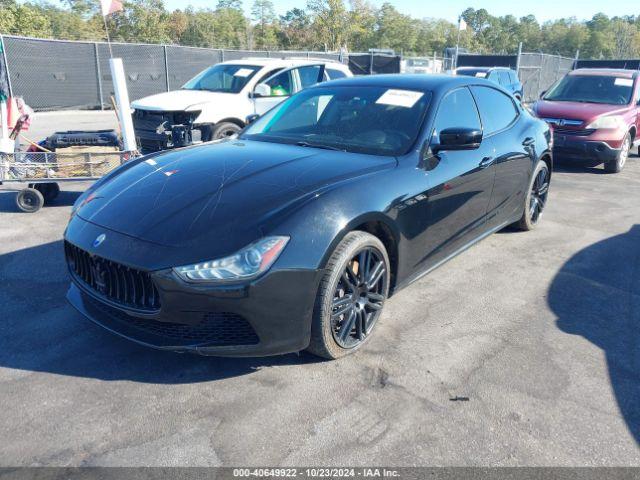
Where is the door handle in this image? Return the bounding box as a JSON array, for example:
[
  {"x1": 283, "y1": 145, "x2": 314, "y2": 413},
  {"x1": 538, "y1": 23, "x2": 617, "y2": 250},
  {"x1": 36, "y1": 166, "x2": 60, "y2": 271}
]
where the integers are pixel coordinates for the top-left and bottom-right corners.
[
  {"x1": 479, "y1": 156, "x2": 495, "y2": 169},
  {"x1": 522, "y1": 137, "x2": 535, "y2": 147}
]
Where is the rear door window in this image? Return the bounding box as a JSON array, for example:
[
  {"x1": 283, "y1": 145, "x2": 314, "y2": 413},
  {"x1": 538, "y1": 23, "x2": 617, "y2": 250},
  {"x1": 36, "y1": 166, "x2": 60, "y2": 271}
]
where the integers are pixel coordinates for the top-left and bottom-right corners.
[
  {"x1": 470, "y1": 86, "x2": 519, "y2": 135},
  {"x1": 297, "y1": 65, "x2": 325, "y2": 89},
  {"x1": 499, "y1": 71, "x2": 511, "y2": 86}
]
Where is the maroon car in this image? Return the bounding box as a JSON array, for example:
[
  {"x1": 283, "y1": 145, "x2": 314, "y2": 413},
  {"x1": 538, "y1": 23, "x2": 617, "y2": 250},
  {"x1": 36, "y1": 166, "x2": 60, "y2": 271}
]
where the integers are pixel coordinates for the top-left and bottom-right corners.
[{"x1": 533, "y1": 68, "x2": 639, "y2": 173}]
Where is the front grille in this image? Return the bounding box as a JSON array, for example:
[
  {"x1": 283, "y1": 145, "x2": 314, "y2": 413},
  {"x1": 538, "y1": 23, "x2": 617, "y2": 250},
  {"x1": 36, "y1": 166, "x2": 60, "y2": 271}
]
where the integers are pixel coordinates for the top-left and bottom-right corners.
[
  {"x1": 65, "y1": 241, "x2": 160, "y2": 312},
  {"x1": 553, "y1": 127, "x2": 595, "y2": 136}
]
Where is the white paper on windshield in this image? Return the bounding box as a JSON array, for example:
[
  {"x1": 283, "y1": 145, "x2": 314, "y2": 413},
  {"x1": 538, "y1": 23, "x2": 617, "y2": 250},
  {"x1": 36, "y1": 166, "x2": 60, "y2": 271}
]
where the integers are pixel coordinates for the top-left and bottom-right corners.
[
  {"x1": 234, "y1": 68, "x2": 254, "y2": 77},
  {"x1": 376, "y1": 89, "x2": 424, "y2": 108},
  {"x1": 614, "y1": 78, "x2": 633, "y2": 87},
  {"x1": 475, "y1": 72, "x2": 487, "y2": 78}
]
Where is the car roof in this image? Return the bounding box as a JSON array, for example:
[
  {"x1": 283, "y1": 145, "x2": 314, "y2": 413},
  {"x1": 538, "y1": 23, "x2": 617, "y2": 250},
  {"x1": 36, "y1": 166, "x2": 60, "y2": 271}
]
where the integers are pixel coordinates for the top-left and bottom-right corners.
[
  {"x1": 570, "y1": 68, "x2": 639, "y2": 78},
  {"x1": 218, "y1": 58, "x2": 345, "y2": 68},
  {"x1": 315, "y1": 74, "x2": 502, "y2": 94},
  {"x1": 456, "y1": 66, "x2": 514, "y2": 73}
]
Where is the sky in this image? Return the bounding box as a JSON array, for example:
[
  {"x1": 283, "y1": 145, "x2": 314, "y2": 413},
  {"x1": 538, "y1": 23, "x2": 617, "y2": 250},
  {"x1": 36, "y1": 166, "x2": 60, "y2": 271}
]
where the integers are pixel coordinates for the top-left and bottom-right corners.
[{"x1": 162, "y1": 0, "x2": 638, "y2": 22}]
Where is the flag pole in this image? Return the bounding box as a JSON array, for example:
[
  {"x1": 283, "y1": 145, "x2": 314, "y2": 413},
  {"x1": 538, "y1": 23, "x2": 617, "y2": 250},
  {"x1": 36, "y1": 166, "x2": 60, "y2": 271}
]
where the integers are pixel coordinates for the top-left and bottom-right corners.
[
  {"x1": 102, "y1": 11, "x2": 114, "y2": 58},
  {"x1": 455, "y1": 16, "x2": 462, "y2": 70}
]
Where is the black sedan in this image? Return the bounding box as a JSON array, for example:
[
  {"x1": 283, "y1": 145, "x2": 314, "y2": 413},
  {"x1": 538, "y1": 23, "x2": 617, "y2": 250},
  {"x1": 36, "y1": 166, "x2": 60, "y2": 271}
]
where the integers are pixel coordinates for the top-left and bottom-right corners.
[{"x1": 64, "y1": 75, "x2": 552, "y2": 359}]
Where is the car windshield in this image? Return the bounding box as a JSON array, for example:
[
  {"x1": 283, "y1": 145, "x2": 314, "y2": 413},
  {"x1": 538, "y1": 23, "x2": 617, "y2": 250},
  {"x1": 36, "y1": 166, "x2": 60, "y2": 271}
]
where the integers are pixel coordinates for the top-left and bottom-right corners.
[
  {"x1": 240, "y1": 86, "x2": 432, "y2": 156},
  {"x1": 182, "y1": 64, "x2": 261, "y2": 93},
  {"x1": 544, "y1": 75, "x2": 635, "y2": 105}
]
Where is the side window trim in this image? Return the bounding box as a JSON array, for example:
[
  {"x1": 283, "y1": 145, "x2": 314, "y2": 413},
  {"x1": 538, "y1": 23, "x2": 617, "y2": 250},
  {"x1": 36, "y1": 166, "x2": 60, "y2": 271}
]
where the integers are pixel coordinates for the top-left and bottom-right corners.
[{"x1": 470, "y1": 85, "x2": 520, "y2": 138}]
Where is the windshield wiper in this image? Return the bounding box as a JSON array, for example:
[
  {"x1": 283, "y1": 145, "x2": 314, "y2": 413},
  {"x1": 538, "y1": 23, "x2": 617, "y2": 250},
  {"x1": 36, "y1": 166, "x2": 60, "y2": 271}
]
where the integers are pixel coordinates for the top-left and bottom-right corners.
[{"x1": 295, "y1": 141, "x2": 346, "y2": 152}]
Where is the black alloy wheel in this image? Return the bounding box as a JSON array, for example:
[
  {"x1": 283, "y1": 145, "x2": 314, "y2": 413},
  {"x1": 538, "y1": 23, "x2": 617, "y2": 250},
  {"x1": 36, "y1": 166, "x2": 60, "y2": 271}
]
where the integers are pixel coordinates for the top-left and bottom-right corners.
[
  {"x1": 307, "y1": 231, "x2": 390, "y2": 359},
  {"x1": 529, "y1": 164, "x2": 549, "y2": 225},
  {"x1": 331, "y1": 247, "x2": 387, "y2": 349},
  {"x1": 514, "y1": 159, "x2": 550, "y2": 231}
]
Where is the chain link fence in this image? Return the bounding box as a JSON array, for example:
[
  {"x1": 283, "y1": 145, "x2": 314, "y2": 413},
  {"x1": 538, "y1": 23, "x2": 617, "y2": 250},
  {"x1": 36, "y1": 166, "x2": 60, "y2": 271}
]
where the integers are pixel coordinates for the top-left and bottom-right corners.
[
  {"x1": 518, "y1": 53, "x2": 574, "y2": 103},
  {"x1": 1, "y1": 35, "x2": 343, "y2": 111},
  {"x1": 2, "y1": 34, "x2": 576, "y2": 110}
]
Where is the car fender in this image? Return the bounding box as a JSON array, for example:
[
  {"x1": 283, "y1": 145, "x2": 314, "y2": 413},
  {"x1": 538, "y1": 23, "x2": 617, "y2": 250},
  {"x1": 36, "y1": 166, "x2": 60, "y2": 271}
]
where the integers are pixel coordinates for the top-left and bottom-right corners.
[{"x1": 187, "y1": 96, "x2": 254, "y2": 125}]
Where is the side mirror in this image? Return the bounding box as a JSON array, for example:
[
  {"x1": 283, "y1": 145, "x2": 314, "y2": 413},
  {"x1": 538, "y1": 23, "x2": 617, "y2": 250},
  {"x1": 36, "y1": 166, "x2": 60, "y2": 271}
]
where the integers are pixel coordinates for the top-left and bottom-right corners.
[
  {"x1": 246, "y1": 113, "x2": 259, "y2": 124},
  {"x1": 253, "y1": 83, "x2": 272, "y2": 98},
  {"x1": 433, "y1": 128, "x2": 483, "y2": 152},
  {"x1": 539, "y1": 90, "x2": 547, "y2": 99}
]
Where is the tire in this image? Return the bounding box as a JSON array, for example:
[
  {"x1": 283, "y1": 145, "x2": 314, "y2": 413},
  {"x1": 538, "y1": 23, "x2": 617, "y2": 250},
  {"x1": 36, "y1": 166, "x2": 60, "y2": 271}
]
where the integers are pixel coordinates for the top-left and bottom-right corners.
[
  {"x1": 16, "y1": 187, "x2": 44, "y2": 213},
  {"x1": 34, "y1": 182, "x2": 60, "y2": 203},
  {"x1": 211, "y1": 122, "x2": 242, "y2": 140},
  {"x1": 307, "y1": 231, "x2": 390, "y2": 360},
  {"x1": 514, "y1": 159, "x2": 550, "y2": 231},
  {"x1": 604, "y1": 133, "x2": 631, "y2": 173}
]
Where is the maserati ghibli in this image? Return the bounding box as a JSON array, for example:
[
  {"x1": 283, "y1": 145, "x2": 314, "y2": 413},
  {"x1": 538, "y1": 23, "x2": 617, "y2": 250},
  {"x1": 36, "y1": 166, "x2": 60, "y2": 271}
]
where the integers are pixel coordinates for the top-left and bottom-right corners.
[{"x1": 64, "y1": 75, "x2": 552, "y2": 359}]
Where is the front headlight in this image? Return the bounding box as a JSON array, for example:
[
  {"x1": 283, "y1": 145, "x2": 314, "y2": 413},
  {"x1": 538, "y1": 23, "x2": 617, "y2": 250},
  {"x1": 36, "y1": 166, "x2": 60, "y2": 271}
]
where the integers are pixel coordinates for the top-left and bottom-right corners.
[
  {"x1": 586, "y1": 116, "x2": 625, "y2": 130},
  {"x1": 173, "y1": 236, "x2": 289, "y2": 283}
]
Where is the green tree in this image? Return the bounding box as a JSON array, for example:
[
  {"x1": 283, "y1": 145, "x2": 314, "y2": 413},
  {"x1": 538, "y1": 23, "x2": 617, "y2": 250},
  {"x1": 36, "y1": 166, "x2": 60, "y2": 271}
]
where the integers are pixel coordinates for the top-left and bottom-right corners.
[
  {"x1": 374, "y1": 3, "x2": 418, "y2": 54},
  {"x1": 251, "y1": 0, "x2": 277, "y2": 49},
  {"x1": 277, "y1": 8, "x2": 313, "y2": 49},
  {"x1": 307, "y1": 0, "x2": 350, "y2": 51}
]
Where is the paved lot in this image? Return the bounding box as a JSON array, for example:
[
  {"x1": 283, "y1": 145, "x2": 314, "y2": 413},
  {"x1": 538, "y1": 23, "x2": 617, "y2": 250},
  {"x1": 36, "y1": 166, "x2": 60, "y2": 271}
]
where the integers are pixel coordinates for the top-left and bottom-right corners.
[{"x1": 0, "y1": 112, "x2": 639, "y2": 466}]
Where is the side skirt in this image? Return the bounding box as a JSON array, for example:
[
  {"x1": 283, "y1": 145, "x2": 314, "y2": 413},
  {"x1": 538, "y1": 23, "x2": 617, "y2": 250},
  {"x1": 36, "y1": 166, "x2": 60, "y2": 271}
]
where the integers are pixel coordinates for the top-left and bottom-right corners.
[{"x1": 392, "y1": 216, "x2": 519, "y2": 295}]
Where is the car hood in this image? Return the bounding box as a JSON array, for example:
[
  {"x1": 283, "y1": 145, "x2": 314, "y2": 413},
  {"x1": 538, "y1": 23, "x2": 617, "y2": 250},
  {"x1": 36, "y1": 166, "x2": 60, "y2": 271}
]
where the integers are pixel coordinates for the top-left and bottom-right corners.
[
  {"x1": 131, "y1": 89, "x2": 234, "y2": 112},
  {"x1": 534, "y1": 100, "x2": 628, "y2": 124},
  {"x1": 76, "y1": 140, "x2": 395, "y2": 252}
]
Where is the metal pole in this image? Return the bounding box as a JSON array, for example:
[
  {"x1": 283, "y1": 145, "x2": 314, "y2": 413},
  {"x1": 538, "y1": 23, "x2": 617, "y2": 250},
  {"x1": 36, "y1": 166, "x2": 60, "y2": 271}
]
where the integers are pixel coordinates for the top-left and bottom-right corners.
[
  {"x1": 0, "y1": 35, "x2": 14, "y2": 97},
  {"x1": 574, "y1": 49, "x2": 580, "y2": 69},
  {"x1": 94, "y1": 42, "x2": 105, "y2": 110},
  {"x1": 516, "y1": 42, "x2": 522, "y2": 76},
  {"x1": 370, "y1": 52, "x2": 374, "y2": 75},
  {"x1": 163, "y1": 45, "x2": 170, "y2": 91}
]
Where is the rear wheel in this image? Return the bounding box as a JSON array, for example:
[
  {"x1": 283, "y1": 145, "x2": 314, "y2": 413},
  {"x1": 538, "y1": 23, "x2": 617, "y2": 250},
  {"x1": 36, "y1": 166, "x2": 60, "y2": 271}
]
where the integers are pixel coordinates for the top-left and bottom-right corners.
[
  {"x1": 33, "y1": 182, "x2": 60, "y2": 203},
  {"x1": 604, "y1": 133, "x2": 630, "y2": 173},
  {"x1": 307, "y1": 231, "x2": 390, "y2": 359},
  {"x1": 211, "y1": 122, "x2": 242, "y2": 140},
  {"x1": 514, "y1": 159, "x2": 550, "y2": 231}
]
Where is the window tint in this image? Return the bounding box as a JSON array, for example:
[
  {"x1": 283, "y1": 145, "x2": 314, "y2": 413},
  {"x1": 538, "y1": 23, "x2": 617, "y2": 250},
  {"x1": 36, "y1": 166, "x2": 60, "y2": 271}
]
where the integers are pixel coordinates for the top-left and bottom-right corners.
[
  {"x1": 499, "y1": 71, "x2": 510, "y2": 86},
  {"x1": 297, "y1": 65, "x2": 324, "y2": 89},
  {"x1": 327, "y1": 68, "x2": 348, "y2": 80},
  {"x1": 433, "y1": 88, "x2": 481, "y2": 139},
  {"x1": 509, "y1": 71, "x2": 518, "y2": 83},
  {"x1": 470, "y1": 86, "x2": 518, "y2": 135},
  {"x1": 265, "y1": 70, "x2": 293, "y2": 96}
]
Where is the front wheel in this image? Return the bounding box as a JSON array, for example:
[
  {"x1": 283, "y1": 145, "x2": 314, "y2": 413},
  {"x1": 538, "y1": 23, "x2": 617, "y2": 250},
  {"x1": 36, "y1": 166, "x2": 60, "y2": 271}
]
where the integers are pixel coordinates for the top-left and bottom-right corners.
[
  {"x1": 514, "y1": 159, "x2": 550, "y2": 231},
  {"x1": 211, "y1": 122, "x2": 242, "y2": 140},
  {"x1": 16, "y1": 187, "x2": 44, "y2": 213},
  {"x1": 307, "y1": 231, "x2": 390, "y2": 359},
  {"x1": 604, "y1": 133, "x2": 631, "y2": 173}
]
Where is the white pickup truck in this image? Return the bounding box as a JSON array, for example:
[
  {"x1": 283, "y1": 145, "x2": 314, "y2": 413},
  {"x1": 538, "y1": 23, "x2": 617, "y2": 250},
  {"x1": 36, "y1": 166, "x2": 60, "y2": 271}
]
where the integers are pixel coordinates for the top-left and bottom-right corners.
[{"x1": 131, "y1": 58, "x2": 353, "y2": 153}]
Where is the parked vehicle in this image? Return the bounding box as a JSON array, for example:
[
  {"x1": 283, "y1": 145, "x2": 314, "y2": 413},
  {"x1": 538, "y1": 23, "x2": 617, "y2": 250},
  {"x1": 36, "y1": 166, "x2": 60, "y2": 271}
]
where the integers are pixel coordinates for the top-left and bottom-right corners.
[
  {"x1": 64, "y1": 74, "x2": 552, "y2": 359},
  {"x1": 456, "y1": 67, "x2": 524, "y2": 100},
  {"x1": 533, "y1": 68, "x2": 639, "y2": 173},
  {"x1": 131, "y1": 58, "x2": 352, "y2": 153}
]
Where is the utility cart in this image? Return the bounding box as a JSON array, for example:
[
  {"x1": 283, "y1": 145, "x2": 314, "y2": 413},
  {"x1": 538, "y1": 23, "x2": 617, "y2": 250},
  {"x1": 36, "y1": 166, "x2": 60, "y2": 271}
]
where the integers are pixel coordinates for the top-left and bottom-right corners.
[{"x1": 0, "y1": 149, "x2": 131, "y2": 213}]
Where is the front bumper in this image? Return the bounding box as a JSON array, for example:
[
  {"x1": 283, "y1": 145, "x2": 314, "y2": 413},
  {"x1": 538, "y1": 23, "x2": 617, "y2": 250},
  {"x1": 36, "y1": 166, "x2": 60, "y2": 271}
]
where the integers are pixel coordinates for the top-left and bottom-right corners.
[
  {"x1": 65, "y1": 241, "x2": 324, "y2": 357},
  {"x1": 553, "y1": 138, "x2": 620, "y2": 166}
]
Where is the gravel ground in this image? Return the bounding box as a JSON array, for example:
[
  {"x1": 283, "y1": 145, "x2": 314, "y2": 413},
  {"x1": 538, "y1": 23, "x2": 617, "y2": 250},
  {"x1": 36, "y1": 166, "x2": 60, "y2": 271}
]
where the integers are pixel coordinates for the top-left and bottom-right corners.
[{"x1": 0, "y1": 112, "x2": 639, "y2": 466}]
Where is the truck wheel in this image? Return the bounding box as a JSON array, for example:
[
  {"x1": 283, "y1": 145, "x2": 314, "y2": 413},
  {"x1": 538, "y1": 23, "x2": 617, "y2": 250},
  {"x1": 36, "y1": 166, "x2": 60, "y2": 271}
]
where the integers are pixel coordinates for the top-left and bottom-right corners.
[
  {"x1": 16, "y1": 188, "x2": 44, "y2": 213},
  {"x1": 212, "y1": 122, "x2": 242, "y2": 140},
  {"x1": 604, "y1": 133, "x2": 630, "y2": 173}
]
